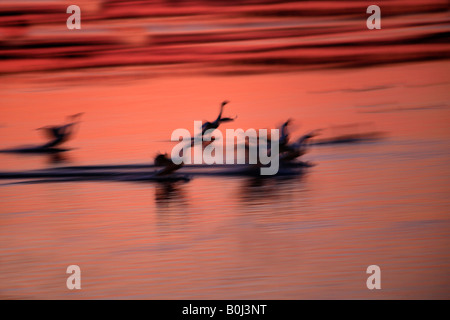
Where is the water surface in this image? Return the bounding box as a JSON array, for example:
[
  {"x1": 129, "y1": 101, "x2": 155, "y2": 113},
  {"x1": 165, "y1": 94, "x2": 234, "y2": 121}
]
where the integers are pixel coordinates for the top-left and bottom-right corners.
[{"x1": 0, "y1": 0, "x2": 449, "y2": 299}]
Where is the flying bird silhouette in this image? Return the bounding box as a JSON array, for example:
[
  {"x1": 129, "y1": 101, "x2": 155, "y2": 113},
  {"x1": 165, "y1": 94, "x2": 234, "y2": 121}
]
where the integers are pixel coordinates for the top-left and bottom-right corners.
[{"x1": 36, "y1": 113, "x2": 83, "y2": 149}]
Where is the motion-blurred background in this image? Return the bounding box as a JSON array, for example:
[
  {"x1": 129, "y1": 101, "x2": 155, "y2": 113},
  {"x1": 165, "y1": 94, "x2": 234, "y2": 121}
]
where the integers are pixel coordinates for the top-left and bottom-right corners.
[{"x1": 0, "y1": 0, "x2": 449, "y2": 299}]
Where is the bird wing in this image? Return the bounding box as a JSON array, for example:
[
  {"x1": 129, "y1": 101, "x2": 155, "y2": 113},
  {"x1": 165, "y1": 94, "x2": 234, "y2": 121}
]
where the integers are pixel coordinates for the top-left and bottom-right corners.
[{"x1": 293, "y1": 130, "x2": 320, "y2": 148}]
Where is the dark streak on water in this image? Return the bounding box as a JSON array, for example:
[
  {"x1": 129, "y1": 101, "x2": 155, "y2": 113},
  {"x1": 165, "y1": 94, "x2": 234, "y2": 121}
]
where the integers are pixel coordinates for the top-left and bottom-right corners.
[{"x1": 0, "y1": 0, "x2": 449, "y2": 300}]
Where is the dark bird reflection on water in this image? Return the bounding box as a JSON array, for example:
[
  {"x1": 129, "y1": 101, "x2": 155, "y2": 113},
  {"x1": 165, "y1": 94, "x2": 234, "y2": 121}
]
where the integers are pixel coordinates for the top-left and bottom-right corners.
[
  {"x1": 154, "y1": 181, "x2": 191, "y2": 230},
  {"x1": 238, "y1": 174, "x2": 307, "y2": 206}
]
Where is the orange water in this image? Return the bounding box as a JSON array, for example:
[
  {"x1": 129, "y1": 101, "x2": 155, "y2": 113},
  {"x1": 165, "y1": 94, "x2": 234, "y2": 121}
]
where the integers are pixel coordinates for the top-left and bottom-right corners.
[{"x1": 0, "y1": 0, "x2": 449, "y2": 299}]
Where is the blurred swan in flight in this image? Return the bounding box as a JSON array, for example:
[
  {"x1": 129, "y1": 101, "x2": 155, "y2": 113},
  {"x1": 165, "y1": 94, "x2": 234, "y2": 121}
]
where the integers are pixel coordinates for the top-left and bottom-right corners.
[
  {"x1": 201, "y1": 100, "x2": 236, "y2": 136},
  {"x1": 153, "y1": 152, "x2": 184, "y2": 176},
  {"x1": 36, "y1": 113, "x2": 83, "y2": 149},
  {"x1": 275, "y1": 119, "x2": 322, "y2": 162},
  {"x1": 184, "y1": 100, "x2": 236, "y2": 148}
]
